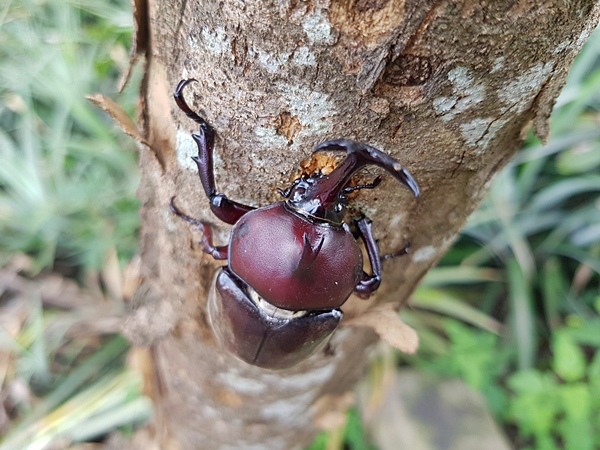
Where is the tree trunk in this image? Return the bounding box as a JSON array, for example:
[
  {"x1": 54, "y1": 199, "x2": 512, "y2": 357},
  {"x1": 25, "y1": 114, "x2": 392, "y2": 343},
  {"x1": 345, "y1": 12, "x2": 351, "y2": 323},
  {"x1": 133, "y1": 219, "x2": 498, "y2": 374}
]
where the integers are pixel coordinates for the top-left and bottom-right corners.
[{"x1": 124, "y1": 1, "x2": 599, "y2": 448}]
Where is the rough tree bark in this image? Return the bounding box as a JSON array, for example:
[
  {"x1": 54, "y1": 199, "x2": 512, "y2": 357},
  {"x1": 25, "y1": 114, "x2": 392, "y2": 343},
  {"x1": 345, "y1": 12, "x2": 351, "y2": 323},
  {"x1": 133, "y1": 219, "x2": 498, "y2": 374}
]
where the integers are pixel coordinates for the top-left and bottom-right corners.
[{"x1": 122, "y1": 1, "x2": 599, "y2": 449}]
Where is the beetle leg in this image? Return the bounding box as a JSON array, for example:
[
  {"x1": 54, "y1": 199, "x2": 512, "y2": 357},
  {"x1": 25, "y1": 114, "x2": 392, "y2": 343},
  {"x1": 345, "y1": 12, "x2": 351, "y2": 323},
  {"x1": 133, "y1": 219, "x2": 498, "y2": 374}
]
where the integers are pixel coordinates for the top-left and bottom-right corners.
[
  {"x1": 353, "y1": 217, "x2": 382, "y2": 298},
  {"x1": 174, "y1": 79, "x2": 255, "y2": 225},
  {"x1": 170, "y1": 197, "x2": 228, "y2": 260},
  {"x1": 381, "y1": 242, "x2": 410, "y2": 261}
]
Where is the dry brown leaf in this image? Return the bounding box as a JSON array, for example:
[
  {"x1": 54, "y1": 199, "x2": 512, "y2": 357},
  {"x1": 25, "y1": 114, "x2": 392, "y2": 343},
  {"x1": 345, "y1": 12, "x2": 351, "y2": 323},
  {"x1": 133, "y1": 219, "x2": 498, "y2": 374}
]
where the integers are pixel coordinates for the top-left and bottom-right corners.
[
  {"x1": 122, "y1": 255, "x2": 142, "y2": 301},
  {"x1": 118, "y1": 0, "x2": 149, "y2": 92},
  {"x1": 127, "y1": 347, "x2": 156, "y2": 400},
  {"x1": 86, "y1": 94, "x2": 149, "y2": 147},
  {"x1": 102, "y1": 247, "x2": 123, "y2": 302},
  {"x1": 311, "y1": 392, "x2": 354, "y2": 431},
  {"x1": 344, "y1": 303, "x2": 419, "y2": 354}
]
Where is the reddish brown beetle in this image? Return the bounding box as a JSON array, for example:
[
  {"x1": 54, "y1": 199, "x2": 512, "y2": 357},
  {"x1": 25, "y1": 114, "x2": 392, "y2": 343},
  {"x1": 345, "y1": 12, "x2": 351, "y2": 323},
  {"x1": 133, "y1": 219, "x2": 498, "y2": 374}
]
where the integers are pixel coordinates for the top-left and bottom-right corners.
[{"x1": 171, "y1": 79, "x2": 420, "y2": 369}]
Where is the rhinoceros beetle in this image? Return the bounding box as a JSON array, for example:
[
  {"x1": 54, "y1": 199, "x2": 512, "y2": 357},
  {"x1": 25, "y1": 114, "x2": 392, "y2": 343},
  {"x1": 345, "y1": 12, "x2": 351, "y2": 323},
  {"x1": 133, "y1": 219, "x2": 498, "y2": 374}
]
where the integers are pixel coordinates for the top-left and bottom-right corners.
[{"x1": 170, "y1": 79, "x2": 420, "y2": 370}]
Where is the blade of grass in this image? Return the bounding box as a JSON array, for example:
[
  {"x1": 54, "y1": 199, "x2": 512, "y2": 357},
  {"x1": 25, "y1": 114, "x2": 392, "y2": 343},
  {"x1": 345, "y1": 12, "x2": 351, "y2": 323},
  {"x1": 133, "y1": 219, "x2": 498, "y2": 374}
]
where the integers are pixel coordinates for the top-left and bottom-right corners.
[
  {"x1": 0, "y1": 369, "x2": 150, "y2": 450},
  {"x1": 541, "y1": 258, "x2": 568, "y2": 330},
  {"x1": 411, "y1": 287, "x2": 503, "y2": 333},
  {"x1": 421, "y1": 266, "x2": 503, "y2": 286},
  {"x1": 8, "y1": 334, "x2": 129, "y2": 434},
  {"x1": 507, "y1": 260, "x2": 536, "y2": 370}
]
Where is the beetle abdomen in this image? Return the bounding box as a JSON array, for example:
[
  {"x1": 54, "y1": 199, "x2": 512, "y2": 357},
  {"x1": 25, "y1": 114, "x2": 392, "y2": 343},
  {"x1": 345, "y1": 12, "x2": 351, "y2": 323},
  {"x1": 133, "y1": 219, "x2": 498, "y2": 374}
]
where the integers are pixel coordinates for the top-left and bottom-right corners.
[
  {"x1": 208, "y1": 269, "x2": 342, "y2": 369},
  {"x1": 229, "y1": 203, "x2": 362, "y2": 311}
]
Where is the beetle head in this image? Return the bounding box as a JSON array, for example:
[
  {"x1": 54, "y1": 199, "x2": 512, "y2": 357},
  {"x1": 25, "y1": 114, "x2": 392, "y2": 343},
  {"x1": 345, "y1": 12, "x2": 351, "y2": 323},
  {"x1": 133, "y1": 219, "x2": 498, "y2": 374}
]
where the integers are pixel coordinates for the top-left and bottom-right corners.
[
  {"x1": 284, "y1": 139, "x2": 420, "y2": 224},
  {"x1": 285, "y1": 175, "x2": 349, "y2": 223}
]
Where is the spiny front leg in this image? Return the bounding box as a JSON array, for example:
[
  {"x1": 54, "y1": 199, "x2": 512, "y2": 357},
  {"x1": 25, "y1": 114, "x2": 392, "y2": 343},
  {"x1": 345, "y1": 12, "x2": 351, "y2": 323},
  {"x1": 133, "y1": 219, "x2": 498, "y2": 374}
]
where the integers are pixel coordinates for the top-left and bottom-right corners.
[{"x1": 174, "y1": 79, "x2": 255, "y2": 225}]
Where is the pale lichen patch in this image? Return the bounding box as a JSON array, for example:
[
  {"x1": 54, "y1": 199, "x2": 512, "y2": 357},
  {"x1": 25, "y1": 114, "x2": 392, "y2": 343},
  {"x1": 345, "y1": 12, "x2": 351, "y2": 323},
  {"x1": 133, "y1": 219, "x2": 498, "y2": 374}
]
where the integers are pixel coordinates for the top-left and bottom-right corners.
[
  {"x1": 254, "y1": 123, "x2": 289, "y2": 148},
  {"x1": 490, "y1": 56, "x2": 505, "y2": 74},
  {"x1": 477, "y1": 117, "x2": 511, "y2": 153},
  {"x1": 432, "y1": 96, "x2": 457, "y2": 115},
  {"x1": 255, "y1": 47, "x2": 291, "y2": 73},
  {"x1": 302, "y1": 13, "x2": 335, "y2": 45},
  {"x1": 553, "y1": 40, "x2": 570, "y2": 55},
  {"x1": 201, "y1": 27, "x2": 232, "y2": 57},
  {"x1": 433, "y1": 67, "x2": 485, "y2": 122},
  {"x1": 460, "y1": 117, "x2": 492, "y2": 148},
  {"x1": 276, "y1": 82, "x2": 337, "y2": 135},
  {"x1": 176, "y1": 128, "x2": 200, "y2": 171},
  {"x1": 412, "y1": 245, "x2": 437, "y2": 263},
  {"x1": 187, "y1": 34, "x2": 199, "y2": 51},
  {"x1": 292, "y1": 46, "x2": 317, "y2": 66},
  {"x1": 498, "y1": 62, "x2": 554, "y2": 113},
  {"x1": 459, "y1": 115, "x2": 510, "y2": 153},
  {"x1": 460, "y1": 62, "x2": 554, "y2": 152}
]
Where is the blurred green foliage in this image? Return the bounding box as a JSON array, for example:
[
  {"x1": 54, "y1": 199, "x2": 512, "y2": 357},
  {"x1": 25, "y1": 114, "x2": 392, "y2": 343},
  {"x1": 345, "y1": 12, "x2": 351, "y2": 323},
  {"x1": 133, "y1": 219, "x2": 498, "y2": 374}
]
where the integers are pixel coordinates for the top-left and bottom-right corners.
[
  {"x1": 0, "y1": 0, "x2": 140, "y2": 273},
  {"x1": 0, "y1": 0, "x2": 148, "y2": 448},
  {"x1": 308, "y1": 408, "x2": 377, "y2": 450}
]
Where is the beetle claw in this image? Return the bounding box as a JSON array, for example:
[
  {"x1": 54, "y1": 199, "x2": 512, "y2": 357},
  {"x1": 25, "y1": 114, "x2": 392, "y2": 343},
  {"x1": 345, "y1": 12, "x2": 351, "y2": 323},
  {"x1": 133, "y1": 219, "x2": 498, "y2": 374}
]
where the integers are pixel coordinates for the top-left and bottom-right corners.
[
  {"x1": 342, "y1": 175, "x2": 383, "y2": 194},
  {"x1": 173, "y1": 78, "x2": 212, "y2": 127}
]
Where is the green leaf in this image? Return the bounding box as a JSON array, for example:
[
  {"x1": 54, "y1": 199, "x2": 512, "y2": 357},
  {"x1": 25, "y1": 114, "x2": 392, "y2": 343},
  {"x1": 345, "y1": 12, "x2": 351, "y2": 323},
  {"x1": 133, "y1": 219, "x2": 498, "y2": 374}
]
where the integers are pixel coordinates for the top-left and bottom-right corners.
[
  {"x1": 344, "y1": 408, "x2": 377, "y2": 450},
  {"x1": 528, "y1": 176, "x2": 600, "y2": 212},
  {"x1": 507, "y1": 370, "x2": 559, "y2": 438},
  {"x1": 559, "y1": 383, "x2": 590, "y2": 420},
  {"x1": 559, "y1": 417, "x2": 594, "y2": 450},
  {"x1": 556, "y1": 141, "x2": 600, "y2": 175},
  {"x1": 507, "y1": 261, "x2": 536, "y2": 369},
  {"x1": 541, "y1": 258, "x2": 567, "y2": 329},
  {"x1": 567, "y1": 318, "x2": 600, "y2": 348},
  {"x1": 411, "y1": 287, "x2": 503, "y2": 333},
  {"x1": 552, "y1": 331, "x2": 587, "y2": 382}
]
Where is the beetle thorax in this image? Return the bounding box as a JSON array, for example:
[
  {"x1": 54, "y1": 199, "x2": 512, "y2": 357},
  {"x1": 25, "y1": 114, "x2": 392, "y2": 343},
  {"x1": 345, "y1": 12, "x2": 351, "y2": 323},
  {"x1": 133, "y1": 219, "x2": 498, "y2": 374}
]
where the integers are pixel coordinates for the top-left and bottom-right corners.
[{"x1": 228, "y1": 203, "x2": 363, "y2": 311}]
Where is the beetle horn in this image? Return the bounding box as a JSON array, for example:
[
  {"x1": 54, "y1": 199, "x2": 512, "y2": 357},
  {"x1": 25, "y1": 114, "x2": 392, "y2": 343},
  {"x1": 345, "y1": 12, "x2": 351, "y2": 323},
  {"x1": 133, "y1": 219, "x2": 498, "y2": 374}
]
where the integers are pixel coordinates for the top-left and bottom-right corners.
[{"x1": 312, "y1": 139, "x2": 421, "y2": 199}]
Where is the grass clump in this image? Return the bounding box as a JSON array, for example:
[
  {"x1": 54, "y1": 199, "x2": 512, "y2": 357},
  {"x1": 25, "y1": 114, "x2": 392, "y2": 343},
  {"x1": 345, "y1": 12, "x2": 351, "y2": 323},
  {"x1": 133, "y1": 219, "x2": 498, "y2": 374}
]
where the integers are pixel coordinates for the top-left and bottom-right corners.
[
  {"x1": 0, "y1": 0, "x2": 148, "y2": 448},
  {"x1": 0, "y1": 0, "x2": 140, "y2": 273}
]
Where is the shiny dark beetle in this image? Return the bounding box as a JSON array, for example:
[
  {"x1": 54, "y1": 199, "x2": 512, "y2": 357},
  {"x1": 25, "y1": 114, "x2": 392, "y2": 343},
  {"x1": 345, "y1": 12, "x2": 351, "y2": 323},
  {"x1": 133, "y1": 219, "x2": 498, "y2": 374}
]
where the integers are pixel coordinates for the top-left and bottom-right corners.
[{"x1": 171, "y1": 79, "x2": 420, "y2": 370}]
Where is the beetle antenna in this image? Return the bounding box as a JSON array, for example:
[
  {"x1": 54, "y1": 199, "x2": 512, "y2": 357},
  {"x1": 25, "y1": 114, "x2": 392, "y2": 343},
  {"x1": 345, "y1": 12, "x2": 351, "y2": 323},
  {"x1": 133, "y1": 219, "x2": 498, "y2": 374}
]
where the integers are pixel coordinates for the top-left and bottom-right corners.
[{"x1": 342, "y1": 175, "x2": 383, "y2": 194}]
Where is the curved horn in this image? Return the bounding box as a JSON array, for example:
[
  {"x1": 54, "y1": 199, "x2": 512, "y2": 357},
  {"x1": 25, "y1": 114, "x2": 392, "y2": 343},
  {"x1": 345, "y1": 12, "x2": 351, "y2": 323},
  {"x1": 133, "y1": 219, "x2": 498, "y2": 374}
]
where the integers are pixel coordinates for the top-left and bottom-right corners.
[{"x1": 313, "y1": 139, "x2": 421, "y2": 198}]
